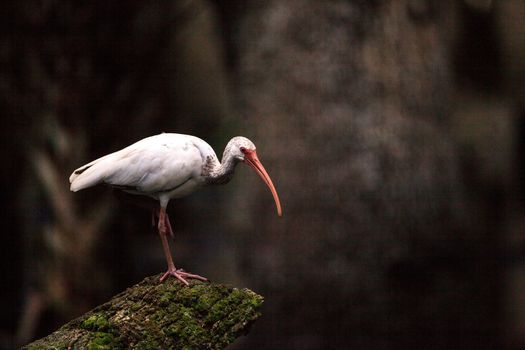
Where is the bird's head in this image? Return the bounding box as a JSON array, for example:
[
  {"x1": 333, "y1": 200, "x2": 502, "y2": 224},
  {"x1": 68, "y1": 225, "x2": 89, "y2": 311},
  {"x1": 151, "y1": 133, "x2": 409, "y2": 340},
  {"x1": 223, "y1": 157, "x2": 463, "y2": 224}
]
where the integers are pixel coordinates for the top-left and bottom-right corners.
[
  {"x1": 226, "y1": 136, "x2": 282, "y2": 216},
  {"x1": 227, "y1": 136, "x2": 257, "y2": 162}
]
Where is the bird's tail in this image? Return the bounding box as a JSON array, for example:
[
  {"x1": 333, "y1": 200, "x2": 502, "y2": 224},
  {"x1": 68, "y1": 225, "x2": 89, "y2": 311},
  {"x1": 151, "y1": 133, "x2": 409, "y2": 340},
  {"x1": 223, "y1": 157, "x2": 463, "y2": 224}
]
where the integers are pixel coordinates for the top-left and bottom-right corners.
[{"x1": 69, "y1": 154, "x2": 111, "y2": 192}]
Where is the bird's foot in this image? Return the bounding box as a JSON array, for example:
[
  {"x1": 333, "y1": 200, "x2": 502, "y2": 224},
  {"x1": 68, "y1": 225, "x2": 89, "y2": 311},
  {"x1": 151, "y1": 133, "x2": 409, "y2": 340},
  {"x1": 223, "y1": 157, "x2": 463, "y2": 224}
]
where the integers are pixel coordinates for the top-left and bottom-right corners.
[{"x1": 160, "y1": 268, "x2": 208, "y2": 286}]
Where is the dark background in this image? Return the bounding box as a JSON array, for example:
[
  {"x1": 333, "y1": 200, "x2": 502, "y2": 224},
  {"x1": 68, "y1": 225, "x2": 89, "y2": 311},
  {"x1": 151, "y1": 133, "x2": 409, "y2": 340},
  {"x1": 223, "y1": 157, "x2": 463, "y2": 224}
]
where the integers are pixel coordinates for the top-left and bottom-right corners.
[{"x1": 1, "y1": 0, "x2": 525, "y2": 349}]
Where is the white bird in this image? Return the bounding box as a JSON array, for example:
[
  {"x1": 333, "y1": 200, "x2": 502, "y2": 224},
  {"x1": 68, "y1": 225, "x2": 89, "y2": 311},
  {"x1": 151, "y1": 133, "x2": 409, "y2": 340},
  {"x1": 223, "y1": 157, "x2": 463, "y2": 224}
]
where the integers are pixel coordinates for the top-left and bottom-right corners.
[{"x1": 69, "y1": 133, "x2": 282, "y2": 285}]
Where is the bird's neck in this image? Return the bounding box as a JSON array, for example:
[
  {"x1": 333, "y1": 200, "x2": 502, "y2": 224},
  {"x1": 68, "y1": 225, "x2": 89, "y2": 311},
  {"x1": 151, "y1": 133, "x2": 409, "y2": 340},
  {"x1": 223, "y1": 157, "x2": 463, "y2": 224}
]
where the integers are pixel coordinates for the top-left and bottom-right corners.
[{"x1": 204, "y1": 151, "x2": 239, "y2": 185}]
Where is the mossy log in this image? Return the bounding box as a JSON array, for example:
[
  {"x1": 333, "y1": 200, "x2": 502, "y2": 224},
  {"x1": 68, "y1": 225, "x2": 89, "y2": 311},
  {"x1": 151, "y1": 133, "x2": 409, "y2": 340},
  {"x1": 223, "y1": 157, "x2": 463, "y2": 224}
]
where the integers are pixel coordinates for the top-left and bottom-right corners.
[{"x1": 22, "y1": 274, "x2": 264, "y2": 349}]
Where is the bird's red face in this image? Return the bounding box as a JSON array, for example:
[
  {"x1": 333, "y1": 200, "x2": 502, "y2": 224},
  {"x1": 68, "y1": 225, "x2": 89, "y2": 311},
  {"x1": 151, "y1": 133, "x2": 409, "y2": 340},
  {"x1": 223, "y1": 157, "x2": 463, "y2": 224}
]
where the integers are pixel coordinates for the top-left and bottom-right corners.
[{"x1": 240, "y1": 147, "x2": 282, "y2": 216}]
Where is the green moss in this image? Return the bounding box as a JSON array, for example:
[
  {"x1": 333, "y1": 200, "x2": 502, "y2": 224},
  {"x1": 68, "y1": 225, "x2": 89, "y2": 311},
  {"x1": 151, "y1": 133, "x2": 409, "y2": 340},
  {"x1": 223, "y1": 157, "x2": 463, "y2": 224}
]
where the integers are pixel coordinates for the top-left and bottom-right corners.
[
  {"x1": 164, "y1": 305, "x2": 201, "y2": 336},
  {"x1": 82, "y1": 313, "x2": 110, "y2": 332},
  {"x1": 205, "y1": 289, "x2": 242, "y2": 325},
  {"x1": 202, "y1": 287, "x2": 263, "y2": 347},
  {"x1": 194, "y1": 286, "x2": 228, "y2": 313},
  {"x1": 23, "y1": 275, "x2": 264, "y2": 350},
  {"x1": 80, "y1": 312, "x2": 124, "y2": 350},
  {"x1": 244, "y1": 290, "x2": 264, "y2": 309},
  {"x1": 130, "y1": 302, "x2": 143, "y2": 312},
  {"x1": 134, "y1": 339, "x2": 162, "y2": 350},
  {"x1": 165, "y1": 319, "x2": 204, "y2": 339},
  {"x1": 159, "y1": 293, "x2": 172, "y2": 305},
  {"x1": 87, "y1": 331, "x2": 122, "y2": 350},
  {"x1": 175, "y1": 283, "x2": 207, "y2": 306}
]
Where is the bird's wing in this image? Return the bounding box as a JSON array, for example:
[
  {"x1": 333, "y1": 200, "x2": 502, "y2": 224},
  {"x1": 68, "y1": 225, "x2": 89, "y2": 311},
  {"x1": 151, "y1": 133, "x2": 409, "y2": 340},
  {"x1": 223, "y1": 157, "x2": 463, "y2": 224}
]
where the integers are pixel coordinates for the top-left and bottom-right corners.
[{"x1": 70, "y1": 134, "x2": 204, "y2": 193}]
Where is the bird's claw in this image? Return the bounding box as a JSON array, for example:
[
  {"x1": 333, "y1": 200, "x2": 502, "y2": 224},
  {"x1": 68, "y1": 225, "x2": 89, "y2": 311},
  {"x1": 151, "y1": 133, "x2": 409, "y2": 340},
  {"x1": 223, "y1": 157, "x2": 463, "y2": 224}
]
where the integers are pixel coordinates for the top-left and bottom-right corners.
[{"x1": 160, "y1": 268, "x2": 208, "y2": 285}]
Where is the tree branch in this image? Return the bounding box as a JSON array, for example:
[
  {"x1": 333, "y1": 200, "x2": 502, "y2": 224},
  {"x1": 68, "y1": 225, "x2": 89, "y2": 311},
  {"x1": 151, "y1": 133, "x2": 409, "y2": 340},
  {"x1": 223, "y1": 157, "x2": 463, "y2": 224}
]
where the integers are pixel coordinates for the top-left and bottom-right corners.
[{"x1": 22, "y1": 274, "x2": 264, "y2": 349}]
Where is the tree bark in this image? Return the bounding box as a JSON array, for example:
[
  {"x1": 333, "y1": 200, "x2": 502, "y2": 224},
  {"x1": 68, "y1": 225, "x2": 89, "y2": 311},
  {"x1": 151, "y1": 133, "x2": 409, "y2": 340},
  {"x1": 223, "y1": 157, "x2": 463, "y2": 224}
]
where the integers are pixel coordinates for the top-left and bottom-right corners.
[{"x1": 22, "y1": 275, "x2": 263, "y2": 350}]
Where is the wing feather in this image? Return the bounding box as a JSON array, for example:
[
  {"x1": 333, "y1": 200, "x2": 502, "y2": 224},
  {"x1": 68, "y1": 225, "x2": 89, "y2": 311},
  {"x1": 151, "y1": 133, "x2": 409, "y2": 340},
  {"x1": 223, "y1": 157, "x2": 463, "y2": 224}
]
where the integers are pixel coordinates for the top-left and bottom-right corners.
[{"x1": 69, "y1": 134, "x2": 205, "y2": 193}]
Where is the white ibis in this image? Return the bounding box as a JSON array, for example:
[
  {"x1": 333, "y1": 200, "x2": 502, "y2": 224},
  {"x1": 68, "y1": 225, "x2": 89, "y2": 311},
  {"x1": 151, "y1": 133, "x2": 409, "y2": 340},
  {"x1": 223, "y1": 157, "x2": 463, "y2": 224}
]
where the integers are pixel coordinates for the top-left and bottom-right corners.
[{"x1": 69, "y1": 133, "x2": 282, "y2": 285}]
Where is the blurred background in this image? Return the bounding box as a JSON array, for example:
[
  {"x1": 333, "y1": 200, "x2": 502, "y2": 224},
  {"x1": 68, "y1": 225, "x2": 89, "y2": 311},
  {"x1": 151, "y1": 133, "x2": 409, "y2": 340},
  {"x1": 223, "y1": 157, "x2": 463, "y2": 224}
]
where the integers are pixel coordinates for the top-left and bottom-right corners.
[{"x1": 1, "y1": 0, "x2": 525, "y2": 349}]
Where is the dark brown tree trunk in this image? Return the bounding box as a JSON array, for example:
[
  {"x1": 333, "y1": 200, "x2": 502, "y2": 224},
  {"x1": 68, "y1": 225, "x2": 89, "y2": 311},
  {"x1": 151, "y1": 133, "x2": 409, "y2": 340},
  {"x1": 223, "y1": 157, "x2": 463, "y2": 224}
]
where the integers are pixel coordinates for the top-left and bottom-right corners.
[{"x1": 227, "y1": 0, "x2": 497, "y2": 348}]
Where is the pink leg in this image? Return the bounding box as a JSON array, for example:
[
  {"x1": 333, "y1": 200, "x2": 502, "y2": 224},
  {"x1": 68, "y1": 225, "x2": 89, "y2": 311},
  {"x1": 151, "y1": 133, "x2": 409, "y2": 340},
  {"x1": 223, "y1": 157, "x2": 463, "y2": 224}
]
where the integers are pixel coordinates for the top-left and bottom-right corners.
[
  {"x1": 157, "y1": 207, "x2": 207, "y2": 285},
  {"x1": 165, "y1": 212, "x2": 174, "y2": 239},
  {"x1": 153, "y1": 208, "x2": 173, "y2": 239}
]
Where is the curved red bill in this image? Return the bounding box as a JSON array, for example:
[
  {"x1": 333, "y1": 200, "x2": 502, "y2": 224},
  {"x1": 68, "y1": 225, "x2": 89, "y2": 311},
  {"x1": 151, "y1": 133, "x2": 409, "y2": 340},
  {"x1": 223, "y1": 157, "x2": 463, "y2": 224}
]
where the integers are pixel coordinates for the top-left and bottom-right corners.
[{"x1": 243, "y1": 150, "x2": 282, "y2": 216}]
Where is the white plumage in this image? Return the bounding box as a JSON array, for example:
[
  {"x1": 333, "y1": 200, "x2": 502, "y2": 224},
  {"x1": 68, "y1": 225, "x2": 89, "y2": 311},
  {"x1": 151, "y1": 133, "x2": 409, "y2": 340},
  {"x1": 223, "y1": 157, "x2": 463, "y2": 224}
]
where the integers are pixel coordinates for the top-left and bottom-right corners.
[
  {"x1": 69, "y1": 132, "x2": 282, "y2": 285},
  {"x1": 70, "y1": 134, "x2": 213, "y2": 198}
]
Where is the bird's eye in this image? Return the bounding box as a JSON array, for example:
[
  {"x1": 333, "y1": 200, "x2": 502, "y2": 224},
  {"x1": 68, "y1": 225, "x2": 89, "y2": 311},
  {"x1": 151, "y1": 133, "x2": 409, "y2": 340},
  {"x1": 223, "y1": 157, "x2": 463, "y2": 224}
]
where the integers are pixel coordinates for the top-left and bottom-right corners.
[{"x1": 240, "y1": 147, "x2": 246, "y2": 153}]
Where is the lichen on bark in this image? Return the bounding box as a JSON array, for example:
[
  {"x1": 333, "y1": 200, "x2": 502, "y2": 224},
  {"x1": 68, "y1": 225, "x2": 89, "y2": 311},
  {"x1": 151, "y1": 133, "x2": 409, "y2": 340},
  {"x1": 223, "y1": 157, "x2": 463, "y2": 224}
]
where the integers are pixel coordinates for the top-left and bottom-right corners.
[{"x1": 22, "y1": 274, "x2": 263, "y2": 350}]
